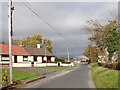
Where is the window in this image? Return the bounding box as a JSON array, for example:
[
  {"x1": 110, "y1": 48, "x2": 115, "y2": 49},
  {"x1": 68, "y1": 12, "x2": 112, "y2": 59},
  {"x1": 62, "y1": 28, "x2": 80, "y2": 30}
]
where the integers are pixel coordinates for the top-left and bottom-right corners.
[
  {"x1": 2, "y1": 55, "x2": 9, "y2": 57},
  {"x1": 1, "y1": 55, "x2": 9, "y2": 61},
  {"x1": 34, "y1": 56, "x2": 37, "y2": 62},
  {"x1": 23, "y1": 56, "x2": 28, "y2": 61}
]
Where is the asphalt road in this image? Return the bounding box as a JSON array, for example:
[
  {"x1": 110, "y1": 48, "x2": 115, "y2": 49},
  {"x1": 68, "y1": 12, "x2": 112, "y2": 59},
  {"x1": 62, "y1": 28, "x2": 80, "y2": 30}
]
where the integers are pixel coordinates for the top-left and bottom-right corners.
[{"x1": 26, "y1": 64, "x2": 95, "y2": 88}]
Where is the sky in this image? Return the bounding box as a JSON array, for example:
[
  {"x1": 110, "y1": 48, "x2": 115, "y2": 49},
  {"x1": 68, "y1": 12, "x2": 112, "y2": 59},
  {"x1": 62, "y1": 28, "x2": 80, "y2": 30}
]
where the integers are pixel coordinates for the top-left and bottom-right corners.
[{"x1": 0, "y1": 1, "x2": 118, "y2": 58}]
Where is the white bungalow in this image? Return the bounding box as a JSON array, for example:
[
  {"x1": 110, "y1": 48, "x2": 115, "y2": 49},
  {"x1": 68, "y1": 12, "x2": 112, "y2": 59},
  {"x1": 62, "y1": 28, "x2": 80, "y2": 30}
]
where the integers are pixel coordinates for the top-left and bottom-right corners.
[{"x1": 0, "y1": 44, "x2": 31, "y2": 67}]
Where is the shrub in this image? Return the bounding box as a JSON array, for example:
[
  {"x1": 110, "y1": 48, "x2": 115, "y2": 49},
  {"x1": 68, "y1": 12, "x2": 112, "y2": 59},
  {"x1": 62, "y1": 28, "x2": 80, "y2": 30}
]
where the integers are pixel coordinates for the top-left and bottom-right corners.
[
  {"x1": 103, "y1": 62, "x2": 118, "y2": 70},
  {"x1": 98, "y1": 62, "x2": 104, "y2": 66},
  {"x1": 110, "y1": 63, "x2": 117, "y2": 69},
  {"x1": 116, "y1": 62, "x2": 120, "y2": 70},
  {"x1": 103, "y1": 63, "x2": 111, "y2": 68}
]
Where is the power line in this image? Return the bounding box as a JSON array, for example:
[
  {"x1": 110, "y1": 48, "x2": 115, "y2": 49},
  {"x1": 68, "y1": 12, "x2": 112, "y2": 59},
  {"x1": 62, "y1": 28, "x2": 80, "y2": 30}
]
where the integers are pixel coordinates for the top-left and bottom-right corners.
[
  {"x1": 22, "y1": 1, "x2": 82, "y2": 56},
  {"x1": 22, "y1": 2, "x2": 70, "y2": 44}
]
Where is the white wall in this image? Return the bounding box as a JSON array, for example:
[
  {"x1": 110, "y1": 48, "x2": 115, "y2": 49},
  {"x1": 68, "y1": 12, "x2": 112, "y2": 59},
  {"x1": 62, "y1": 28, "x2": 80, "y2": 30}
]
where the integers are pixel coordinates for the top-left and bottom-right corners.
[
  {"x1": 12, "y1": 56, "x2": 14, "y2": 62},
  {"x1": 34, "y1": 62, "x2": 58, "y2": 67},
  {"x1": 37, "y1": 56, "x2": 42, "y2": 63},
  {"x1": 0, "y1": 55, "x2": 1, "y2": 61},
  {"x1": 1, "y1": 57, "x2": 9, "y2": 60},
  {"x1": 44, "y1": 57, "x2": 47, "y2": 61},
  {"x1": 34, "y1": 62, "x2": 74, "y2": 67},
  {"x1": 13, "y1": 62, "x2": 31, "y2": 67},
  {"x1": 51, "y1": 57, "x2": 55, "y2": 62},
  {"x1": 60, "y1": 62, "x2": 74, "y2": 67},
  {"x1": 17, "y1": 56, "x2": 23, "y2": 62},
  {"x1": 28, "y1": 56, "x2": 34, "y2": 62},
  {"x1": 0, "y1": 61, "x2": 9, "y2": 64}
]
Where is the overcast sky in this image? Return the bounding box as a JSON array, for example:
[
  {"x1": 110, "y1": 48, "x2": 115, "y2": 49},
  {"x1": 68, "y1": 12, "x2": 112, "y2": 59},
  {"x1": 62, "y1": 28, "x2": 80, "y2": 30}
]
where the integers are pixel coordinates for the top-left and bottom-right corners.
[{"x1": 0, "y1": 1, "x2": 118, "y2": 58}]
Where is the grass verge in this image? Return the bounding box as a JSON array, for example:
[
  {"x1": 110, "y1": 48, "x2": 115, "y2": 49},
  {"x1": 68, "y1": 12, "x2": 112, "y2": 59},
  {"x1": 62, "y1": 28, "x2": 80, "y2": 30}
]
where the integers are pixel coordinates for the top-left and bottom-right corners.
[
  {"x1": 90, "y1": 63, "x2": 119, "y2": 88},
  {"x1": 73, "y1": 62, "x2": 80, "y2": 67},
  {"x1": 0, "y1": 69, "x2": 40, "y2": 84},
  {"x1": 36, "y1": 66, "x2": 73, "y2": 71}
]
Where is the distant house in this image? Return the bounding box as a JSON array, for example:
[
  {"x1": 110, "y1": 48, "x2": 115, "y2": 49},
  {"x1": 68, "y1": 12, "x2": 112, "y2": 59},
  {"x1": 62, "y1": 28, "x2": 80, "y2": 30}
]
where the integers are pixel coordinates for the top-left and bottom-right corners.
[{"x1": 0, "y1": 44, "x2": 56, "y2": 67}]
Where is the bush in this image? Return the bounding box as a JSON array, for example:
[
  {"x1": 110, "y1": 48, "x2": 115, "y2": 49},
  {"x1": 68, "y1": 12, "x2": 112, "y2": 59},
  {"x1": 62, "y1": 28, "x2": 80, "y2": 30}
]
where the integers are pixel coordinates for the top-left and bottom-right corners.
[
  {"x1": 98, "y1": 62, "x2": 104, "y2": 66},
  {"x1": 103, "y1": 62, "x2": 118, "y2": 70},
  {"x1": 116, "y1": 62, "x2": 120, "y2": 70},
  {"x1": 103, "y1": 63, "x2": 111, "y2": 68}
]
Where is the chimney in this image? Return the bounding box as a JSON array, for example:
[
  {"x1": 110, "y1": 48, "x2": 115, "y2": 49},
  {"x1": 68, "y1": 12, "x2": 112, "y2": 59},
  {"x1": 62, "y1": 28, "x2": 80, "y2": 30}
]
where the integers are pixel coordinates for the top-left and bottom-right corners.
[
  {"x1": 37, "y1": 44, "x2": 40, "y2": 48},
  {"x1": 20, "y1": 44, "x2": 23, "y2": 47}
]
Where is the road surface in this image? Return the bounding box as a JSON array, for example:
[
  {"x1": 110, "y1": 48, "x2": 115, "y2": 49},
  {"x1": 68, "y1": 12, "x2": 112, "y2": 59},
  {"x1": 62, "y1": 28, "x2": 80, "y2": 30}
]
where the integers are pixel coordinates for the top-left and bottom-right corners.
[{"x1": 25, "y1": 64, "x2": 95, "y2": 88}]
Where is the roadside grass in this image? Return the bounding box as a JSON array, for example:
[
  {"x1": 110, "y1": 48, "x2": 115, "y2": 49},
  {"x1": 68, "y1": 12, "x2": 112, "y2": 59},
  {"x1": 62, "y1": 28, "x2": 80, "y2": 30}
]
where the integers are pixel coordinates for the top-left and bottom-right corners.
[
  {"x1": 13, "y1": 69, "x2": 40, "y2": 82},
  {"x1": 73, "y1": 62, "x2": 80, "y2": 67},
  {"x1": 36, "y1": 66, "x2": 73, "y2": 71},
  {"x1": 0, "y1": 69, "x2": 40, "y2": 84},
  {"x1": 90, "y1": 63, "x2": 119, "y2": 88}
]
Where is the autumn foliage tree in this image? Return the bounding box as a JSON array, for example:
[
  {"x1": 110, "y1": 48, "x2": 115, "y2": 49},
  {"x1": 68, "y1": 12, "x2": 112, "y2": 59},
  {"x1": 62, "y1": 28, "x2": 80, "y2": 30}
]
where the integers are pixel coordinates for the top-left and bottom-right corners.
[
  {"x1": 12, "y1": 34, "x2": 53, "y2": 52},
  {"x1": 83, "y1": 20, "x2": 119, "y2": 61},
  {"x1": 83, "y1": 45, "x2": 99, "y2": 62}
]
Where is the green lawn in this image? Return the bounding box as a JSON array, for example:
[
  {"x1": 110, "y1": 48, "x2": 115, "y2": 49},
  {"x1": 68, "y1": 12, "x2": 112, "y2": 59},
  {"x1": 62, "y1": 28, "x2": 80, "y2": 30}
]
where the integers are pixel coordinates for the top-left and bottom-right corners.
[
  {"x1": 90, "y1": 63, "x2": 119, "y2": 88},
  {"x1": 0, "y1": 69, "x2": 40, "y2": 84},
  {"x1": 36, "y1": 66, "x2": 73, "y2": 71}
]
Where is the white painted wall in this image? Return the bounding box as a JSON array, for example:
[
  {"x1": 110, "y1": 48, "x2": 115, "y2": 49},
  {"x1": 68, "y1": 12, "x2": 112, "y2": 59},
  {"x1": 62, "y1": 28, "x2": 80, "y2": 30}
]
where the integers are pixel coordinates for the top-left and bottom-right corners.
[
  {"x1": 51, "y1": 57, "x2": 55, "y2": 62},
  {"x1": 28, "y1": 56, "x2": 34, "y2": 62},
  {"x1": 34, "y1": 62, "x2": 58, "y2": 67},
  {"x1": 0, "y1": 61, "x2": 9, "y2": 64},
  {"x1": 37, "y1": 56, "x2": 42, "y2": 63},
  {"x1": 2, "y1": 57, "x2": 9, "y2": 60},
  {"x1": 13, "y1": 62, "x2": 31, "y2": 67},
  {"x1": 47, "y1": 63, "x2": 58, "y2": 66},
  {"x1": 12, "y1": 56, "x2": 14, "y2": 62},
  {"x1": 44, "y1": 57, "x2": 47, "y2": 61},
  {"x1": 17, "y1": 56, "x2": 23, "y2": 62},
  {"x1": 34, "y1": 62, "x2": 74, "y2": 67},
  {"x1": 0, "y1": 55, "x2": 1, "y2": 61},
  {"x1": 60, "y1": 62, "x2": 74, "y2": 67}
]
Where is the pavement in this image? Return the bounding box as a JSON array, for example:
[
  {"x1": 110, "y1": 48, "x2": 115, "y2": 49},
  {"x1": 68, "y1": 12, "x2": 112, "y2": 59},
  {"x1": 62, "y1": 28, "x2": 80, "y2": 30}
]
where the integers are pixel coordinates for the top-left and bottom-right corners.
[{"x1": 24, "y1": 64, "x2": 96, "y2": 88}]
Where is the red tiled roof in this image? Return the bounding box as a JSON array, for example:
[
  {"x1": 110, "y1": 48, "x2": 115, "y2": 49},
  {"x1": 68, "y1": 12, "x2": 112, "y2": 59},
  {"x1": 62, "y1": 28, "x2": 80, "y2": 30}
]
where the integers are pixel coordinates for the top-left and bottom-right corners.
[{"x1": 0, "y1": 44, "x2": 30, "y2": 55}]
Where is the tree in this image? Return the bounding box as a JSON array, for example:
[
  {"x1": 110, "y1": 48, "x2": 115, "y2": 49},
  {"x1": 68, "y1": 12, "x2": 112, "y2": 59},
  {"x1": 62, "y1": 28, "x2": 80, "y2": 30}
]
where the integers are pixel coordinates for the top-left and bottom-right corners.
[
  {"x1": 83, "y1": 45, "x2": 99, "y2": 62},
  {"x1": 84, "y1": 20, "x2": 119, "y2": 61},
  {"x1": 43, "y1": 39, "x2": 52, "y2": 52},
  {"x1": 0, "y1": 41, "x2": 5, "y2": 44},
  {"x1": 55, "y1": 57, "x2": 65, "y2": 63},
  {"x1": 12, "y1": 34, "x2": 53, "y2": 52}
]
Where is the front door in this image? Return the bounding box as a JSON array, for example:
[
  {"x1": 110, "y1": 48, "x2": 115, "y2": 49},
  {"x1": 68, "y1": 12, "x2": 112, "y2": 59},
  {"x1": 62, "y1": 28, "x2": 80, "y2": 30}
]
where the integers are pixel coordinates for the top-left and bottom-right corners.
[{"x1": 14, "y1": 55, "x2": 17, "y2": 63}]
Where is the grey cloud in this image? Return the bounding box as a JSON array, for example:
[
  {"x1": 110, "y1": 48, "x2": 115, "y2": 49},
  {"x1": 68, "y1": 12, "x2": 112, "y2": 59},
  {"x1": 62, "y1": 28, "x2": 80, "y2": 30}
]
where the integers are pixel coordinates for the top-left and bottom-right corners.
[{"x1": 1, "y1": 2, "x2": 117, "y2": 57}]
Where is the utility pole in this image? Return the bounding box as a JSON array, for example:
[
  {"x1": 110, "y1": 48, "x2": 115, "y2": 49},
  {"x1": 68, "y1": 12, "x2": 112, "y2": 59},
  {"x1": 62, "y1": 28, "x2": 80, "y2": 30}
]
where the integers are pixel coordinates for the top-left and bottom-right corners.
[
  {"x1": 57, "y1": 49, "x2": 59, "y2": 57},
  {"x1": 67, "y1": 46, "x2": 70, "y2": 62},
  {"x1": 8, "y1": 0, "x2": 14, "y2": 84},
  {"x1": 44, "y1": 44, "x2": 47, "y2": 66}
]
